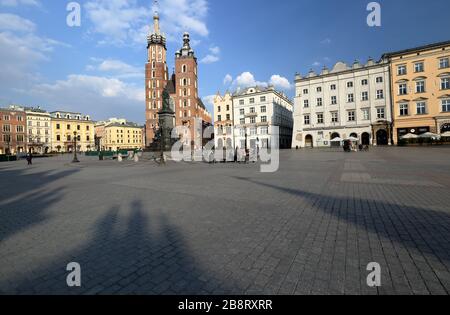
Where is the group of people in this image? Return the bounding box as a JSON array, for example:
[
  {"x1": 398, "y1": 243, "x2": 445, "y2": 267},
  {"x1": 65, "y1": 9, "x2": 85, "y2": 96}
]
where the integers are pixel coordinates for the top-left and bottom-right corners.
[{"x1": 343, "y1": 141, "x2": 369, "y2": 152}]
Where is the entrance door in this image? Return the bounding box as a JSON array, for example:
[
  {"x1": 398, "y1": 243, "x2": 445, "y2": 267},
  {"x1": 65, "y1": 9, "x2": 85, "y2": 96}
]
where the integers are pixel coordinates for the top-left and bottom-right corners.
[
  {"x1": 305, "y1": 135, "x2": 313, "y2": 148},
  {"x1": 376, "y1": 129, "x2": 388, "y2": 146},
  {"x1": 361, "y1": 133, "x2": 370, "y2": 145}
]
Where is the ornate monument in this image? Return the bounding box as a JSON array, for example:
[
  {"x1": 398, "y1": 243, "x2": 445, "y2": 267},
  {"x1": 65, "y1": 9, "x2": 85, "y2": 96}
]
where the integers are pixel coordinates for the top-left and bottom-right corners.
[{"x1": 158, "y1": 88, "x2": 175, "y2": 152}]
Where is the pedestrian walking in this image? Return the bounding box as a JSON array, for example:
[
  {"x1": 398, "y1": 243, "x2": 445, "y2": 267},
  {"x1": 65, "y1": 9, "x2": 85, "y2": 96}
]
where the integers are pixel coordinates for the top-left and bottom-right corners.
[{"x1": 26, "y1": 152, "x2": 33, "y2": 165}]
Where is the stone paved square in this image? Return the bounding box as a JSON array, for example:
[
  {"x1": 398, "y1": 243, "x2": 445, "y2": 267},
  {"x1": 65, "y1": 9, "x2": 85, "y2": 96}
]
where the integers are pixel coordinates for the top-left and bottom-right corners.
[{"x1": 0, "y1": 147, "x2": 449, "y2": 295}]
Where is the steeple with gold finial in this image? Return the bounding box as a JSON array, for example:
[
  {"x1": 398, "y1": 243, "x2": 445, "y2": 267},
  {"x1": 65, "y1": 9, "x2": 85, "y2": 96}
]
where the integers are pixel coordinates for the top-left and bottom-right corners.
[{"x1": 147, "y1": 0, "x2": 166, "y2": 48}]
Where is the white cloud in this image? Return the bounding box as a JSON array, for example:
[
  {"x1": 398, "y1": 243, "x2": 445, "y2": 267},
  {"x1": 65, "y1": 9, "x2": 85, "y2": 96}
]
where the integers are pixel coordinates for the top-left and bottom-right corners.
[
  {"x1": 84, "y1": 0, "x2": 149, "y2": 46},
  {"x1": 312, "y1": 61, "x2": 321, "y2": 67},
  {"x1": 231, "y1": 72, "x2": 292, "y2": 91},
  {"x1": 0, "y1": 0, "x2": 39, "y2": 6},
  {"x1": 209, "y1": 46, "x2": 220, "y2": 55},
  {"x1": 269, "y1": 75, "x2": 292, "y2": 90},
  {"x1": 202, "y1": 95, "x2": 215, "y2": 113},
  {"x1": 223, "y1": 74, "x2": 232, "y2": 85},
  {"x1": 0, "y1": 14, "x2": 68, "y2": 91},
  {"x1": 0, "y1": 13, "x2": 36, "y2": 32},
  {"x1": 28, "y1": 74, "x2": 145, "y2": 122},
  {"x1": 156, "y1": 0, "x2": 209, "y2": 39},
  {"x1": 200, "y1": 45, "x2": 221, "y2": 64},
  {"x1": 320, "y1": 38, "x2": 332, "y2": 45},
  {"x1": 86, "y1": 58, "x2": 142, "y2": 79},
  {"x1": 32, "y1": 74, "x2": 144, "y2": 101},
  {"x1": 84, "y1": 0, "x2": 210, "y2": 46},
  {"x1": 200, "y1": 54, "x2": 219, "y2": 64}
]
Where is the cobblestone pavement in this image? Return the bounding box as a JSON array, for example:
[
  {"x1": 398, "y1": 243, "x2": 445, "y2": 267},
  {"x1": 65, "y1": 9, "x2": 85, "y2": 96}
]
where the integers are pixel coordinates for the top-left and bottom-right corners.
[{"x1": 0, "y1": 147, "x2": 449, "y2": 295}]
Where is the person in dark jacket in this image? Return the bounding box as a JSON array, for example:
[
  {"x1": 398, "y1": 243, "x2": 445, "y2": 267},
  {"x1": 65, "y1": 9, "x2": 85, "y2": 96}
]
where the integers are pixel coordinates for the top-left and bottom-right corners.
[{"x1": 26, "y1": 152, "x2": 33, "y2": 165}]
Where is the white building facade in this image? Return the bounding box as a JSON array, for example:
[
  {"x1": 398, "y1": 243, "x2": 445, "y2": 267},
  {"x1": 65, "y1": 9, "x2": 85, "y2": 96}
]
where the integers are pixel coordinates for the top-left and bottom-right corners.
[
  {"x1": 233, "y1": 86, "x2": 293, "y2": 150},
  {"x1": 25, "y1": 107, "x2": 52, "y2": 154},
  {"x1": 292, "y1": 59, "x2": 393, "y2": 148}
]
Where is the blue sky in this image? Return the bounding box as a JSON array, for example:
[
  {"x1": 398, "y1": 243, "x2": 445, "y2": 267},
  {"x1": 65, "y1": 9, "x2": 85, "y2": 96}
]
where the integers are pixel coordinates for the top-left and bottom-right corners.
[{"x1": 0, "y1": 0, "x2": 449, "y2": 124}]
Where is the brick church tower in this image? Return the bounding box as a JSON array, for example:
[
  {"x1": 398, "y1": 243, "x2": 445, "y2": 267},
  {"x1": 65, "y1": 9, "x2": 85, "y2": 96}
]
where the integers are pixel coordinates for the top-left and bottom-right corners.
[{"x1": 145, "y1": 3, "x2": 212, "y2": 148}]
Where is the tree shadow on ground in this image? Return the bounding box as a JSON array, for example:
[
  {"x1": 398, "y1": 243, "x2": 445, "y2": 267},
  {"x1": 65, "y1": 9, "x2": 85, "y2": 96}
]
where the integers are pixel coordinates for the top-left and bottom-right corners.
[
  {"x1": 2, "y1": 200, "x2": 232, "y2": 295},
  {"x1": 0, "y1": 167, "x2": 80, "y2": 242},
  {"x1": 233, "y1": 176, "x2": 450, "y2": 268}
]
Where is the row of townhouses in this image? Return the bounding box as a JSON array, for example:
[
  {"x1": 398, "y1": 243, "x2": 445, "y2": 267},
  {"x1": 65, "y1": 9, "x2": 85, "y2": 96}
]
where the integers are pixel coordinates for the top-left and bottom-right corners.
[
  {"x1": 292, "y1": 41, "x2": 450, "y2": 148},
  {"x1": 214, "y1": 86, "x2": 294, "y2": 150},
  {"x1": 214, "y1": 41, "x2": 450, "y2": 151},
  {"x1": 0, "y1": 105, "x2": 144, "y2": 155}
]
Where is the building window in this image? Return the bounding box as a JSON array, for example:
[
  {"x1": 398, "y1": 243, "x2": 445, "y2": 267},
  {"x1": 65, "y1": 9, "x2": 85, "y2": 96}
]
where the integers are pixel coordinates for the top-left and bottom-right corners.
[
  {"x1": 348, "y1": 111, "x2": 355, "y2": 122},
  {"x1": 261, "y1": 106, "x2": 266, "y2": 113},
  {"x1": 303, "y1": 89, "x2": 309, "y2": 94},
  {"x1": 3, "y1": 124, "x2": 11, "y2": 132},
  {"x1": 317, "y1": 87, "x2": 322, "y2": 92},
  {"x1": 347, "y1": 81, "x2": 353, "y2": 88},
  {"x1": 317, "y1": 113, "x2": 324, "y2": 124},
  {"x1": 217, "y1": 115, "x2": 221, "y2": 122},
  {"x1": 260, "y1": 126, "x2": 268, "y2": 135},
  {"x1": 361, "y1": 79, "x2": 368, "y2": 86},
  {"x1": 442, "y1": 99, "x2": 450, "y2": 112},
  {"x1": 260, "y1": 96, "x2": 266, "y2": 102},
  {"x1": 414, "y1": 62, "x2": 424, "y2": 73},
  {"x1": 331, "y1": 112, "x2": 339, "y2": 123},
  {"x1": 439, "y1": 58, "x2": 449, "y2": 69},
  {"x1": 239, "y1": 99, "x2": 244, "y2": 105},
  {"x1": 398, "y1": 84, "x2": 408, "y2": 95},
  {"x1": 441, "y1": 78, "x2": 450, "y2": 90},
  {"x1": 377, "y1": 107, "x2": 385, "y2": 119},
  {"x1": 362, "y1": 91, "x2": 368, "y2": 101},
  {"x1": 56, "y1": 124, "x2": 60, "y2": 130},
  {"x1": 304, "y1": 115, "x2": 310, "y2": 125},
  {"x1": 240, "y1": 109, "x2": 244, "y2": 115},
  {"x1": 249, "y1": 98, "x2": 255, "y2": 104},
  {"x1": 217, "y1": 106, "x2": 221, "y2": 112},
  {"x1": 3, "y1": 115, "x2": 10, "y2": 121},
  {"x1": 362, "y1": 108, "x2": 370, "y2": 120},
  {"x1": 376, "y1": 77, "x2": 383, "y2": 83},
  {"x1": 250, "y1": 128, "x2": 256, "y2": 136},
  {"x1": 416, "y1": 81, "x2": 425, "y2": 93},
  {"x1": 240, "y1": 118, "x2": 245, "y2": 125},
  {"x1": 331, "y1": 96, "x2": 337, "y2": 105},
  {"x1": 416, "y1": 102, "x2": 427, "y2": 115},
  {"x1": 317, "y1": 98, "x2": 323, "y2": 106},
  {"x1": 250, "y1": 117, "x2": 256, "y2": 124},
  {"x1": 400, "y1": 103, "x2": 409, "y2": 116},
  {"x1": 398, "y1": 65, "x2": 407, "y2": 76},
  {"x1": 250, "y1": 107, "x2": 255, "y2": 113},
  {"x1": 16, "y1": 126, "x2": 24, "y2": 133},
  {"x1": 226, "y1": 114, "x2": 231, "y2": 121},
  {"x1": 330, "y1": 84, "x2": 336, "y2": 90},
  {"x1": 261, "y1": 116, "x2": 267, "y2": 123},
  {"x1": 347, "y1": 94, "x2": 354, "y2": 103},
  {"x1": 304, "y1": 100, "x2": 309, "y2": 108},
  {"x1": 376, "y1": 89, "x2": 384, "y2": 99}
]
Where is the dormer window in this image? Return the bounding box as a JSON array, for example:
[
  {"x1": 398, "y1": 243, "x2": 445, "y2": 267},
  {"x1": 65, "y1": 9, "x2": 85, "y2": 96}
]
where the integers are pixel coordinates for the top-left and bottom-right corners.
[{"x1": 66, "y1": 114, "x2": 71, "y2": 119}]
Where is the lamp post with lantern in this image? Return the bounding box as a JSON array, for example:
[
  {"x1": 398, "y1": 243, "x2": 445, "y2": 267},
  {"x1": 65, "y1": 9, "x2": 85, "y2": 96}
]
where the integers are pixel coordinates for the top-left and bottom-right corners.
[{"x1": 72, "y1": 131, "x2": 80, "y2": 163}]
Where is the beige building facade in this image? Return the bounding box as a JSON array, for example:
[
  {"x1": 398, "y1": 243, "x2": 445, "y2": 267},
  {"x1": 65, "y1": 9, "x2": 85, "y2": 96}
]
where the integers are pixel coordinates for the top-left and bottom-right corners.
[
  {"x1": 213, "y1": 92, "x2": 234, "y2": 149},
  {"x1": 50, "y1": 111, "x2": 95, "y2": 153},
  {"x1": 102, "y1": 121, "x2": 144, "y2": 151},
  {"x1": 383, "y1": 41, "x2": 450, "y2": 143}
]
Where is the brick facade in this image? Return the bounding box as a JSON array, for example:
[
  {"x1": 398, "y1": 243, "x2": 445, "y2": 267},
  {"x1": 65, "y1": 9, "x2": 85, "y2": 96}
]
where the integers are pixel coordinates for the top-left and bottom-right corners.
[{"x1": 0, "y1": 108, "x2": 27, "y2": 155}]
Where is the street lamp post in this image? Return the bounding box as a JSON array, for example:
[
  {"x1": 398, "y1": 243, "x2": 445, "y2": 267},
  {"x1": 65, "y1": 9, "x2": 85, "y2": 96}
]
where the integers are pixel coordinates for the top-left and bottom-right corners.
[{"x1": 72, "y1": 131, "x2": 80, "y2": 163}]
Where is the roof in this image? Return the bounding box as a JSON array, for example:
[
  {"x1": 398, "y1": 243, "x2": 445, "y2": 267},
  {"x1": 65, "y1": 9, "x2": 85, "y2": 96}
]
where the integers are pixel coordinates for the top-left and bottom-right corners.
[
  {"x1": 382, "y1": 40, "x2": 450, "y2": 58},
  {"x1": 106, "y1": 122, "x2": 143, "y2": 128}
]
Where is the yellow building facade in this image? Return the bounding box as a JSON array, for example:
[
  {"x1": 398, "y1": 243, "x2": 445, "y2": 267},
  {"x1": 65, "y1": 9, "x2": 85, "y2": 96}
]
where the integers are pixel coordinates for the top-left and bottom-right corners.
[
  {"x1": 383, "y1": 41, "x2": 450, "y2": 144},
  {"x1": 103, "y1": 122, "x2": 144, "y2": 151},
  {"x1": 50, "y1": 111, "x2": 95, "y2": 152}
]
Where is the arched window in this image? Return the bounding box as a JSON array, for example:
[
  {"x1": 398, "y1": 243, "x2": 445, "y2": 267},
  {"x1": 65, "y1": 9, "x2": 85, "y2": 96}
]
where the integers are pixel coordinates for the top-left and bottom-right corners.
[{"x1": 182, "y1": 64, "x2": 187, "y2": 73}]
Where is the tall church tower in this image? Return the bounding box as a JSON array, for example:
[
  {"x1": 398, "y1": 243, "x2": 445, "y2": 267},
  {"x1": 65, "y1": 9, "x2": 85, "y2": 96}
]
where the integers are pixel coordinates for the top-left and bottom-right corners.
[
  {"x1": 173, "y1": 33, "x2": 200, "y2": 142},
  {"x1": 145, "y1": 2, "x2": 168, "y2": 147}
]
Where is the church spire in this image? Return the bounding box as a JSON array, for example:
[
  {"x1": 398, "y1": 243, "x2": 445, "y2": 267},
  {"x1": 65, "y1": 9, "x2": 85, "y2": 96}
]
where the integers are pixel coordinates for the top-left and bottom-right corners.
[{"x1": 153, "y1": 0, "x2": 160, "y2": 35}]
